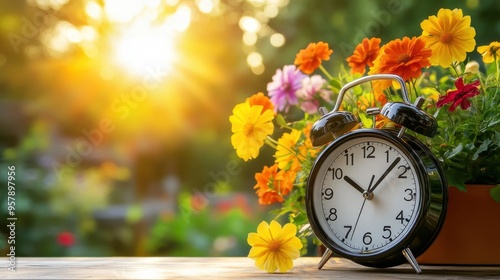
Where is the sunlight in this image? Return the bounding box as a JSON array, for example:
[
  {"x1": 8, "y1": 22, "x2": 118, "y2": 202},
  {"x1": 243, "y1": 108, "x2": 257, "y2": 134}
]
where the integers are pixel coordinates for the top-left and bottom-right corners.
[
  {"x1": 109, "y1": 3, "x2": 192, "y2": 77},
  {"x1": 114, "y1": 27, "x2": 176, "y2": 76}
]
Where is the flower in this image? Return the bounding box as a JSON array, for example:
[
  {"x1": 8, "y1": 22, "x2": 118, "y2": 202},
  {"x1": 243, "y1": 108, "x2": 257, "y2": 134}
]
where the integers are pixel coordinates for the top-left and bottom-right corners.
[
  {"x1": 274, "y1": 129, "x2": 304, "y2": 171},
  {"x1": 254, "y1": 164, "x2": 296, "y2": 205},
  {"x1": 477, "y1": 41, "x2": 500, "y2": 64},
  {"x1": 229, "y1": 102, "x2": 274, "y2": 161},
  {"x1": 231, "y1": 8, "x2": 500, "y2": 264},
  {"x1": 296, "y1": 75, "x2": 332, "y2": 114},
  {"x1": 247, "y1": 92, "x2": 275, "y2": 113},
  {"x1": 57, "y1": 231, "x2": 75, "y2": 247},
  {"x1": 247, "y1": 220, "x2": 303, "y2": 273},
  {"x1": 294, "y1": 41, "x2": 333, "y2": 74},
  {"x1": 347, "y1": 37, "x2": 382, "y2": 75},
  {"x1": 420, "y1": 8, "x2": 476, "y2": 67},
  {"x1": 436, "y1": 77, "x2": 480, "y2": 111},
  {"x1": 369, "y1": 36, "x2": 431, "y2": 90},
  {"x1": 267, "y1": 65, "x2": 306, "y2": 112}
]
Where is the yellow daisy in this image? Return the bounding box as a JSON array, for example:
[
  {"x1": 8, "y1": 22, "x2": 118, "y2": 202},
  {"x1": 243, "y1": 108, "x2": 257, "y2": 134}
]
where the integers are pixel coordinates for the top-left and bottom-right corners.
[
  {"x1": 420, "y1": 8, "x2": 476, "y2": 67},
  {"x1": 229, "y1": 102, "x2": 274, "y2": 161},
  {"x1": 477, "y1": 41, "x2": 500, "y2": 64},
  {"x1": 247, "y1": 220, "x2": 303, "y2": 273},
  {"x1": 274, "y1": 129, "x2": 303, "y2": 171}
]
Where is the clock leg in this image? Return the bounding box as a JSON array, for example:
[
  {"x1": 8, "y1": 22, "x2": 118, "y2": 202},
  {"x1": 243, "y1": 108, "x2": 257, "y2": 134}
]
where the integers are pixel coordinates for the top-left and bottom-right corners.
[
  {"x1": 402, "y1": 247, "x2": 422, "y2": 273},
  {"x1": 317, "y1": 248, "x2": 333, "y2": 270}
]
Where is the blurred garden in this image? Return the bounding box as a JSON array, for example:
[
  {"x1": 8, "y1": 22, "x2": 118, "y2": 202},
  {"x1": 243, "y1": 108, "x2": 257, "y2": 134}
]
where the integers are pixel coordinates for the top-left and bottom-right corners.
[{"x1": 0, "y1": 0, "x2": 499, "y2": 257}]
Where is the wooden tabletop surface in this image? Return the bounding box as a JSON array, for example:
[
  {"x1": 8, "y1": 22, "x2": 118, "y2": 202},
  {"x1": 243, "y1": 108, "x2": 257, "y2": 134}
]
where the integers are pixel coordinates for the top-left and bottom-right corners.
[{"x1": 2, "y1": 257, "x2": 499, "y2": 279}]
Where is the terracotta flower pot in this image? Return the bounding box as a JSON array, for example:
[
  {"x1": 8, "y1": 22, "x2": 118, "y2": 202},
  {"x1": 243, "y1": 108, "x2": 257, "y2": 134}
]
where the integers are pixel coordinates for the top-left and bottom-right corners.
[{"x1": 418, "y1": 184, "x2": 500, "y2": 265}]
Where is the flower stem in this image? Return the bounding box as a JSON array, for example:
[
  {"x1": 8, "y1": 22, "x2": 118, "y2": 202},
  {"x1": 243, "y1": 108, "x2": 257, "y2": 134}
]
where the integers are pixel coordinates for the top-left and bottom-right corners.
[
  {"x1": 319, "y1": 65, "x2": 334, "y2": 80},
  {"x1": 265, "y1": 136, "x2": 278, "y2": 149},
  {"x1": 449, "y1": 61, "x2": 461, "y2": 77}
]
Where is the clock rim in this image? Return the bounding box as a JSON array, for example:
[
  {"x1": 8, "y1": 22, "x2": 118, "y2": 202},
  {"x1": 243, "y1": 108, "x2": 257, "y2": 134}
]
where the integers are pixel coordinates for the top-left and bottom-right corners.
[{"x1": 306, "y1": 128, "x2": 447, "y2": 268}]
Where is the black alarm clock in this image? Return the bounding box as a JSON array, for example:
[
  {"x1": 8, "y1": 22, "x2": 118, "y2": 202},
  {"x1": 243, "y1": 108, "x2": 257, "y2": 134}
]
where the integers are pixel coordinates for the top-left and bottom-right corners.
[{"x1": 306, "y1": 74, "x2": 447, "y2": 273}]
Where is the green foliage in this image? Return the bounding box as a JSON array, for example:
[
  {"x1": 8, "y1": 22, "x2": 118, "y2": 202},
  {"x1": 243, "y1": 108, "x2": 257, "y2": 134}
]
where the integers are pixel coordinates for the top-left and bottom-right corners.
[
  {"x1": 146, "y1": 192, "x2": 264, "y2": 256},
  {"x1": 0, "y1": 122, "x2": 116, "y2": 256},
  {"x1": 420, "y1": 62, "x2": 500, "y2": 188}
]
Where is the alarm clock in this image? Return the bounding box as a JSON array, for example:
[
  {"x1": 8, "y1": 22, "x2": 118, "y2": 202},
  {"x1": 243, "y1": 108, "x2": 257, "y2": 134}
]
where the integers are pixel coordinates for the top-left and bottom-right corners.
[{"x1": 306, "y1": 74, "x2": 447, "y2": 273}]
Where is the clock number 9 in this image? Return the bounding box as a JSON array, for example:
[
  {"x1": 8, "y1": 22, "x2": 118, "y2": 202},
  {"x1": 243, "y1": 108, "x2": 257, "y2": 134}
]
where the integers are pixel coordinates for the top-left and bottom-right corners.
[{"x1": 323, "y1": 188, "x2": 334, "y2": 200}]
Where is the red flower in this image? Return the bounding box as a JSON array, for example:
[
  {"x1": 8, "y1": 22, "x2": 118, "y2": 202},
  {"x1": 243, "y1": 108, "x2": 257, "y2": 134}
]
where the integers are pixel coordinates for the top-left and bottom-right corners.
[
  {"x1": 57, "y1": 231, "x2": 75, "y2": 247},
  {"x1": 436, "y1": 77, "x2": 481, "y2": 111}
]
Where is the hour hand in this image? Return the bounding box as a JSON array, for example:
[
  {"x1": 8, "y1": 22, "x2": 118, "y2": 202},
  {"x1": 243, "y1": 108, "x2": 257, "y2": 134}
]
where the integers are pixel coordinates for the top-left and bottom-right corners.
[{"x1": 343, "y1": 175, "x2": 365, "y2": 194}]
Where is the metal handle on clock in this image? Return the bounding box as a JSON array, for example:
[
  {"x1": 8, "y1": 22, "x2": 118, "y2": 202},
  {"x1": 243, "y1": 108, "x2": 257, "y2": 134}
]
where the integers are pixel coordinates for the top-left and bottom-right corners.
[{"x1": 331, "y1": 74, "x2": 411, "y2": 113}]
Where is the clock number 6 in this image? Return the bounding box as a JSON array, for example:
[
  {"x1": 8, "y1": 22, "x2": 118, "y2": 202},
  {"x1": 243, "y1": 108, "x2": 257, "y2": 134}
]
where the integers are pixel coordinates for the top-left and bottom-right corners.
[{"x1": 363, "y1": 232, "x2": 372, "y2": 245}]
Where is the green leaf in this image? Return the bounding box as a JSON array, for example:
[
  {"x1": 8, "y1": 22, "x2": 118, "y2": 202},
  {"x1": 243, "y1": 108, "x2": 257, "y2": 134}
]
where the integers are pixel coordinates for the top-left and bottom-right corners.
[
  {"x1": 329, "y1": 78, "x2": 342, "y2": 91},
  {"x1": 445, "y1": 171, "x2": 467, "y2": 191},
  {"x1": 489, "y1": 185, "x2": 500, "y2": 203},
  {"x1": 445, "y1": 143, "x2": 463, "y2": 159},
  {"x1": 472, "y1": 139, "x2": 491, "y2": 160},
  {"x1": 275, "y1": 114, "x2": 288, "y2": 128}
]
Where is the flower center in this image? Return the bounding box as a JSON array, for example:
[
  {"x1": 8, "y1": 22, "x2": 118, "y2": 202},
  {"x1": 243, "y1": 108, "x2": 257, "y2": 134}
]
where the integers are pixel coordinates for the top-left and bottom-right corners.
[
  {"x1": 440, "y1": 33, "x2": 453, "y2": 44},
  {"x1": 268, "y1": 240, "x2": 281, "y2": 252},
  {"x1": 397, "y1": 53, "x2": 411, "y2": 64},
  {"x1": 243, "y1": 123, "x2": 255, "y2": 137},
  {"x1": 282, "y1": 82, "x2": 291, "y2": 92}
]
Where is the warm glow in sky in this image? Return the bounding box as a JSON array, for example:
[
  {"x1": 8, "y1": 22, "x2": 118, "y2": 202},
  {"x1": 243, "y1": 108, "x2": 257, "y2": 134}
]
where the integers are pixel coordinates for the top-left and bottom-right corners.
[{"x1": 101, "y1": 0, "x2": 191, "y2": 76}]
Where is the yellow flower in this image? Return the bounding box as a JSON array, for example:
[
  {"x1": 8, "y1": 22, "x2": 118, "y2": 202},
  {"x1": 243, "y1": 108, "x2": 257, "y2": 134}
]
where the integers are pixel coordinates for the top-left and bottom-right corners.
[
  {"x1": 229, "y1": 102, "x2": 274, "y2": 161},
  {"x1": 275, "y1": 129, "x2": 303, "y2": 171},
  {"x1": 465, "y1": 60, "x2": 480, "y2": 74},
  {"x1": 247, "y1": 220, "x2": 303, "y2": 273},
  {"x1": 420, "y1": 8, "x2": 476, "y2": 67},
  {"x1": 477, "y1": 41, "x2": 500, "y2": 64}
]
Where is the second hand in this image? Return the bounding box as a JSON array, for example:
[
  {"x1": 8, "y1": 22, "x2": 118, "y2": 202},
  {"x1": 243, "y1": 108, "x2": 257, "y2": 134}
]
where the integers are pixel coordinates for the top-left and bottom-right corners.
[{"x1": 350, "y1": 175, "x2": 375, "y2": 241}]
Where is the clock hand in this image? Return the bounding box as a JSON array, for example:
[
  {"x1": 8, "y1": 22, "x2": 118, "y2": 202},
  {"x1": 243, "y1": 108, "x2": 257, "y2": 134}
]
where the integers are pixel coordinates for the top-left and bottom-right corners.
[
  {"x1": 350, "y1": 175, "x2": 375, "y2": 241},
  {"x1": 368, "y1": 157, "x2": 401, "y2": 193},
  {"x1": 343, "y1": 175, "x2": 365, "y2": 194}
]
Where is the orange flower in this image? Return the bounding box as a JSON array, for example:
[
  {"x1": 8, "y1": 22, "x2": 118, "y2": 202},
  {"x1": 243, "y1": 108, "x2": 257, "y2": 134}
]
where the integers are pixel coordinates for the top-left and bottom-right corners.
[
  {"x1": 369, "y1": 36, "x2": 431, "y2": 91},
  {"x1": 347, "y1": 37, "x2": 381, "y2": 75},
  {"x1": 294, "y1": 41, "x2": 333, "y2": 74},
  {"x1": 246, "y1": 92, "x2": 275, "y2": 114},
  {"x1": 254, "y1": 164, "x2": 295, "y2": 205}
]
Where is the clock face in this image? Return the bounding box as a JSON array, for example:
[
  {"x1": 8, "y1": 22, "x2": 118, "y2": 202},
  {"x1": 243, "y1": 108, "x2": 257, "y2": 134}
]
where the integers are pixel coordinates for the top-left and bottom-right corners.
[{"x1": 310, "y1": 134, "x2": 423, "y2": 256}]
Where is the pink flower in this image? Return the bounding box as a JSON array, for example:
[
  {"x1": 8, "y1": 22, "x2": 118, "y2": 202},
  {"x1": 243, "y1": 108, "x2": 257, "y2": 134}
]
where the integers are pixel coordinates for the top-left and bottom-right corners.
[
  {"x1": 267, "y1": 65, "x2": 306, "y2": 112},
  {"x1": 437, "y1": 77, "x2": 481, "y2": 111},
  {"x1": 296, "y1": 75, "x2": 332, "y2": 114}
]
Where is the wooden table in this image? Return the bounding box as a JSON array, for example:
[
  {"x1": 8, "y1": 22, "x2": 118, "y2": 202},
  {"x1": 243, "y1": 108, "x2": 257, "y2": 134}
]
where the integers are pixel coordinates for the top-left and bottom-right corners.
[{"x1": 2, "y1": 257, "x2": 499, "y2": 279}]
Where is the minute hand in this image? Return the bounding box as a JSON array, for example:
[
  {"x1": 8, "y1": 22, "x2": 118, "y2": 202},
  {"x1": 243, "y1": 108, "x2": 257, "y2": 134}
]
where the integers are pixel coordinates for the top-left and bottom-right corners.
[{"x1": 368, "y1": 157, "x2": 401, "y2": 193}]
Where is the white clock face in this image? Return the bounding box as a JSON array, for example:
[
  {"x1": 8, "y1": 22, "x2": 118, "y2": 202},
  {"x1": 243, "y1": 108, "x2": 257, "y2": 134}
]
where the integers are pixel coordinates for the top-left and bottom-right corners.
[{"x1": 312, "y1": 135, "x2": 422, "y2": 254}]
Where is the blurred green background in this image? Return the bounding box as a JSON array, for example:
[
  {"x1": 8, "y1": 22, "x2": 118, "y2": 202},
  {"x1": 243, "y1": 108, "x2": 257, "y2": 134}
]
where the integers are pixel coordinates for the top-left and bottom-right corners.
[{"x1": 0, "y1": 0, "x2": 499, "y2": 257}]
